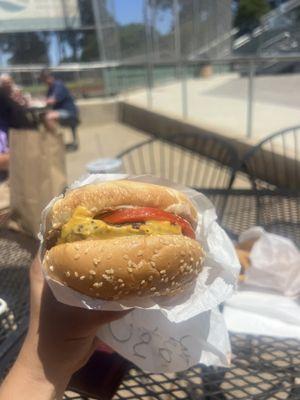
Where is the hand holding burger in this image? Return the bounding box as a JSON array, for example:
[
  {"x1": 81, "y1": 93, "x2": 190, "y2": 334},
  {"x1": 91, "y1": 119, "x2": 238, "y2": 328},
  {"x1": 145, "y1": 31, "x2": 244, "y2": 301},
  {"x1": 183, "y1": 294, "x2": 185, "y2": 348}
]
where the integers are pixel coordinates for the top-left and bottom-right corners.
[{"x1": 43, "y1": 180, "x2": 205, "y2": 301}]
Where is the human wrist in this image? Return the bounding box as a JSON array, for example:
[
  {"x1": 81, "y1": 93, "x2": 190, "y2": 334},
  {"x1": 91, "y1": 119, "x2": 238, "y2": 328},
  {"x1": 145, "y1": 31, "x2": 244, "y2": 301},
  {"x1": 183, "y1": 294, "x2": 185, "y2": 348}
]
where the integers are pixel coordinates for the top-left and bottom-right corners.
[
  {"x1": 0, "y1": 355, "x2": 69, "y2": 400},
  {"x1": 15, "y1": 339, "x2": 71, "y2": 399}
]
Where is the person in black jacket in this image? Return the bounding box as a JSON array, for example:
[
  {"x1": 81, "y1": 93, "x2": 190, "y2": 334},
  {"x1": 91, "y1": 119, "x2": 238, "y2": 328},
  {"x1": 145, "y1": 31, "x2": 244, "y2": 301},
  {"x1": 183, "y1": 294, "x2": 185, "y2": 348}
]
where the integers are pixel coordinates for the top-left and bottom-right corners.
[{"x1": 0, "y1": 86, "x2": 36, "y2": 180}]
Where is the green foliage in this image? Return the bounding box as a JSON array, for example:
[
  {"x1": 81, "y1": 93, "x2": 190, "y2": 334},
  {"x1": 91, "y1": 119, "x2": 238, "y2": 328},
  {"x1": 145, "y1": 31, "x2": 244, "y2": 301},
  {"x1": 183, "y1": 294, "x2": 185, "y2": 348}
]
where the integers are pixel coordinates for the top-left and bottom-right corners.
[
  {"x1": 1, "y1": 32, "x2": 49, "y2": 65},
  {"x1": 119, "y1": 23, "x2": 146, "y2": 58},
  {"x1": 234, "y1": 0, "x2": 270, "y2": 34}
]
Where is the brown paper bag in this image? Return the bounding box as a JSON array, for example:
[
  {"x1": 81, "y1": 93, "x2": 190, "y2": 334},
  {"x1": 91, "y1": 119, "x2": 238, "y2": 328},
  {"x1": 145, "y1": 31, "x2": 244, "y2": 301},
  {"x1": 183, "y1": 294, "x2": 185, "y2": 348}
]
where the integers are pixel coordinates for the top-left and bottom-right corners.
[{"x1": 9, "y1": 127, "x2": 66, "y2": 237}]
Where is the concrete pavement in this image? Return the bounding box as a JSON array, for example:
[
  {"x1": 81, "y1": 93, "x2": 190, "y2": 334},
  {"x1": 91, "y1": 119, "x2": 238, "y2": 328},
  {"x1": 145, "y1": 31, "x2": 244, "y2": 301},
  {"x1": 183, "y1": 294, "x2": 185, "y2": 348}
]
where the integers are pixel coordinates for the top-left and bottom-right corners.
[{"x1": 125, "y1": 73, "x2": 300, "y2": 141}]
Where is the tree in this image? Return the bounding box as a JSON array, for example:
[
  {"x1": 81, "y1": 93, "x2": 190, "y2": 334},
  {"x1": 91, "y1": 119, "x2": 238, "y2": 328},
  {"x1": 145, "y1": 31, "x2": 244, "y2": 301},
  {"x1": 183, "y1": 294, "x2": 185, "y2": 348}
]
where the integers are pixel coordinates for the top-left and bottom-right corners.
[
  {"x1": 234, "y1": 0, "x2": 270, "y2": 35},
  {"x1": 119, "y1": 24, "x2": 146, "y2": 59},
  {"x1": 2, "y1": 32, "x2": 49, "y2": 65}
]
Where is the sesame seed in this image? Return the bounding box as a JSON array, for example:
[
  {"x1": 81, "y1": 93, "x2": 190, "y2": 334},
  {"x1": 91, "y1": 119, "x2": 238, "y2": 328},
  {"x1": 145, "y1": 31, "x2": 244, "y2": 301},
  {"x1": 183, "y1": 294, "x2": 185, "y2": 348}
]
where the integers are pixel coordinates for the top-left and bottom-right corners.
[
  {"x1": 98, "y1": 282, "x2": 103, "y2": 287},
  {"x1": 180, "y1": 259, "x2": 185, "y2": 264},
  {"x1": 160, "y1": 270, "x2": 166, "y2": 275},
  {"x1": 74, "y1": 244, "x2": 80, "y2": 250},
  {"x1": 49, "y1": 265, "x2": 54, "y2": 272},
  {"x1": 105, "y1": 269, "x2": 114, "y2": 275},
  {"x1": 148, "y1": 275, "x2": 153, "y2": 281},
  {"x1": 190, "y1": 257, "x2": 194, "y2": 262},
  {"x1": 74, "y1": 254, "x2": 80, "y2": 260},
  {"x1": 102, "y1": 274, "x2": 113, "y2": 281},
  {"x1": 120, "y1": 283, "x2": 125, "y2": 288},
  {"x1": 150, "y1": 261, "x2": 156, "y2": 267},
  {"x1": 153, "y1": 291, "x2": 160, "y2": 296},
  {"x1": 123, "y1": 255, "x2": 129, "y2": 260},
  {"x1": 171, "y1": 276, "x2": 176, "y2": 281},
  {"x1": 127, "y1": 267, "x2": 133, "y2": 273},
  {"x1": 65, "y1": 271, "x2": 71, "y2": 277},
  {"x1": 171, "y1": 281, "x2": 176, "y2": 286},
  {"x1": 118, "y1": 278, "x2": 123, "y2": 283},
  {"x1": 93, "y1": 282, "x2": 100, "y2": 288},
  {"x1": 180, "y1": 266, "x2": 185, "y2": 273},
  {"x1": 150, "y1": 287, "x2": 156, "y2": 292},
  {"x1": 164, "y1": 277, "x2": 169, "y2": 283},
  {"x1": 74, "y1": 271, "x2": 79, "y2": 277},
  {"x1": 140, "y1": 280, "x2": 146, "y2": 285},
  {"x1": 80, "y1": 275, "x2": 85, "y2": 280},
  {"x1": 114, "y1": 286, "x2": 119, "y2": 291},
  {"x1": 89, "y1": 270, "x2": 96, "y2": 275}
]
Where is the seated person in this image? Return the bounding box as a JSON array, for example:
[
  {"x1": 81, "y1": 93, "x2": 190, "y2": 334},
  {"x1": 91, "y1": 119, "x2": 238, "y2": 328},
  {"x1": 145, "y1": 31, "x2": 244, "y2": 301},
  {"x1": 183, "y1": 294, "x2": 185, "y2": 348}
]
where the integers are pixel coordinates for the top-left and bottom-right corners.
[
  {"x1": 0, "y1": 85, "x2": 36, "y2": 181},
  {"x1": 0, "y1": 129, "x2": 9, "y2": 181},
  {"x1": 0, "y1": 73, "x2": 29, "y2": 107},
  {"x1": 39, "y1": 69, "x2": 79, "y2": 146}
]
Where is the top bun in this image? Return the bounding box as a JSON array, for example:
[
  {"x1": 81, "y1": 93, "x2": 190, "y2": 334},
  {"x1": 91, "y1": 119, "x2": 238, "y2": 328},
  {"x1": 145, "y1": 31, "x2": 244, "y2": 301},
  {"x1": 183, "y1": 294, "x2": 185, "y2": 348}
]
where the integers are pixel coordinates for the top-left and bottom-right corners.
[{"x1": 46, "y1": 180, "x2": 198, "y2": 233}]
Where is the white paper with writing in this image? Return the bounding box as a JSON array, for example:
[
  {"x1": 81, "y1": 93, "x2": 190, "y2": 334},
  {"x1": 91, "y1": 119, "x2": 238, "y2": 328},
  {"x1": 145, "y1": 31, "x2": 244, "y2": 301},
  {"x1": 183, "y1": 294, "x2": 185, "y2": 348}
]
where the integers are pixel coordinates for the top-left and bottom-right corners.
[{"x1": 40, "y1": 174, "x2": 240, "y2": 372}]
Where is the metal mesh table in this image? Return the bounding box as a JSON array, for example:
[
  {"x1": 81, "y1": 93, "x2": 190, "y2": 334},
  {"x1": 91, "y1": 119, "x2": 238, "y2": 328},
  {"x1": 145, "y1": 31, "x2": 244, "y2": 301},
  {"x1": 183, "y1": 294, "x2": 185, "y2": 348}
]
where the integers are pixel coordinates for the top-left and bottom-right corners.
[
  {"x1": 63, "y1": 333, "x2": 300, "y2": 400},
  {"x1": 203, "y1": 189, "x2": 300, "y2": 247},
  {"x1": 112, "y1": 334, "x2": 300, "y2": 399},
  {"x1": 0, "y1": 228, "x2": 37, "y2": 378},
  {"x1": 0, "y1": 188, "x2": 300, "y2": 399}
]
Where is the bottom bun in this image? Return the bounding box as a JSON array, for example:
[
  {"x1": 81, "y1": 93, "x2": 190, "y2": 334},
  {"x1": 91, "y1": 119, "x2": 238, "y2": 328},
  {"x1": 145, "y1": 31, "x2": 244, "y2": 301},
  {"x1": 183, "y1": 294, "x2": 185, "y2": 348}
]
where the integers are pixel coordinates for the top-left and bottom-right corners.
[{"x1": 43, "y1": 235, "x2": 205, "y2": 300}]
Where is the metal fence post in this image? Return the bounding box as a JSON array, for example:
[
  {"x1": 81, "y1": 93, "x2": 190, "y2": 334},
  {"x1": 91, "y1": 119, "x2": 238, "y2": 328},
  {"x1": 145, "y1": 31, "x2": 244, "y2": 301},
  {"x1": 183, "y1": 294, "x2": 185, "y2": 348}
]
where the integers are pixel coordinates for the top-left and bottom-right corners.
[
  {"x1": 181, "y1": 63, "x2": 188, "y2": 118},
  {"x1": 144, "y1": 0, "x2": 153, "y2": 108},
  {"x1": 247, "y1": 60, "x2": 255, "y2": 139}
]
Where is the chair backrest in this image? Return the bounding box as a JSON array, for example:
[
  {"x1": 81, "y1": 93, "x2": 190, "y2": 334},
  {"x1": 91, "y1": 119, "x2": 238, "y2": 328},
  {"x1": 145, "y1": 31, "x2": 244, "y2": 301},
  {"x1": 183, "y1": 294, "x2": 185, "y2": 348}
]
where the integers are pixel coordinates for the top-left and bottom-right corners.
[
  {"x1": 242, "y1": 126, "x2": 300, "y2": 191},
  {"x1": 118, "y1": 133, "x2": 238, "y2": 190}
]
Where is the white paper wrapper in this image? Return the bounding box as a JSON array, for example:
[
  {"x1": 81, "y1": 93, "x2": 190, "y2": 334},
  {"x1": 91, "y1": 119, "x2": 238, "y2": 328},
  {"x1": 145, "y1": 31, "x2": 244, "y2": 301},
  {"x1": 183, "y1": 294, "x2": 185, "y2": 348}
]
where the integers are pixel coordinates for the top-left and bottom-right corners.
[
  {"x1": 224, "y1": 291, "x2": 300, "y2": 340},
  {"x1": 40, "y1": 174, "x2": 240, "y2": 373},
  {"x1": 239, "y1": 227, "x2": 300, "y2": 297}
]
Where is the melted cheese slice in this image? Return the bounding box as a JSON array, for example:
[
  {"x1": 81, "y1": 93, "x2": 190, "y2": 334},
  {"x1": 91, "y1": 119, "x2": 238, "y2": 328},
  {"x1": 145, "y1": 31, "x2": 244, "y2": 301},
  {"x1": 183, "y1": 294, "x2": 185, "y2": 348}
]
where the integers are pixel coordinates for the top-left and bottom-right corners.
[{"x1": 59, "y1": 206, "x2": 182, "y2": 243}]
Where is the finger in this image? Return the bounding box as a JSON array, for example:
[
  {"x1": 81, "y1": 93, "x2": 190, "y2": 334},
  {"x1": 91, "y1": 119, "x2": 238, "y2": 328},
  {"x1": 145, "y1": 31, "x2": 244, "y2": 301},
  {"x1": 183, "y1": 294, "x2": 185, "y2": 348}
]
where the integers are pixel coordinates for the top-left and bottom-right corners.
[{"x1": 30, "y1": 254, "x2": 44, "y2": 286}]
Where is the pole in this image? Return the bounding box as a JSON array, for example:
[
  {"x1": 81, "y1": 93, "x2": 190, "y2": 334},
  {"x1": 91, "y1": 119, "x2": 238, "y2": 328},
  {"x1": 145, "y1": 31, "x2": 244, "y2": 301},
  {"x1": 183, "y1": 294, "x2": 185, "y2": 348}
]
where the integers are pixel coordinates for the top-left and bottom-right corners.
[
  {"x1": 173, "y1": 0, "x2": 187, "y2": 118},
  {"x1": 173, "y1": 0, "x2": 181, "y2": 78},
  {"x1": 181, "y1": 62, "x2": 188, "y2": 118},
  {"x1": 247, "y1": 61, "x2": 255, "y2": 138},
  {"x1": 91, "y1": 0, "x2": 111, "y2": 96},
  {"x1": 144, "y1": 0, "x2": 153, "y2": 108}
]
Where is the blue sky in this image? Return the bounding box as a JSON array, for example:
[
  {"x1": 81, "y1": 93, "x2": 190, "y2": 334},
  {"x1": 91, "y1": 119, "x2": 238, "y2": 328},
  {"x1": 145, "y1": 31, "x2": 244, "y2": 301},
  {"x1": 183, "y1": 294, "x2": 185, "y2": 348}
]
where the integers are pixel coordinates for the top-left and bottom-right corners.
[
  {"x1": 114, "y1": 0, "x2": 144, "y2": 25},
  {"x1": 114, "y1": 0, "x2": 172, "y2": 34}
]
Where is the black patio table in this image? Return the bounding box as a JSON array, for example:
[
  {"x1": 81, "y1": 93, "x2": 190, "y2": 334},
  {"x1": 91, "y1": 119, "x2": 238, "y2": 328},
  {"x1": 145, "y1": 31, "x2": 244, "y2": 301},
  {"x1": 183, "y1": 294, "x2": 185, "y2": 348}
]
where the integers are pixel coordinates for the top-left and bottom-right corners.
[{"x1": 0, "y1": 189, "x2": 299, "y2": 399}]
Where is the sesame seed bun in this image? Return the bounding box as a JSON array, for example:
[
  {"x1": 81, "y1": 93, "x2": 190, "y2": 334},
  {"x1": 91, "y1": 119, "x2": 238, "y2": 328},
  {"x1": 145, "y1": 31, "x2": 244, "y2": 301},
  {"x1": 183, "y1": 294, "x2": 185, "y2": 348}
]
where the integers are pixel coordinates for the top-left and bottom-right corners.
[
  {"x1": 43, "y1": 235, "x2": 204, "y2": 300},
  {"x1": 46, "y1": 180, "x2": 198, "y2": 232}
]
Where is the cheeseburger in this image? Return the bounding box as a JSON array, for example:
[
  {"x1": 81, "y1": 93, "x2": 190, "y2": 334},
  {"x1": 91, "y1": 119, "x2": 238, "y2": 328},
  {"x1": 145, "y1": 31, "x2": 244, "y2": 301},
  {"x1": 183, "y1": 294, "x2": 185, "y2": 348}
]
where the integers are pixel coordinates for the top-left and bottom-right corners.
[{"x1": 43, "y1": 180, "x2": 205, "y2": 300}]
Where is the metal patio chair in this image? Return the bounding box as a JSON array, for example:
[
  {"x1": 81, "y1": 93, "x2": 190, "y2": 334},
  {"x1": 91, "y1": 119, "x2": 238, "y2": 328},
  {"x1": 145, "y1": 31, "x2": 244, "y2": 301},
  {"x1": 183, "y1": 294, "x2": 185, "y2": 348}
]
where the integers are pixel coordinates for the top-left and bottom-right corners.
[
  {"x1": 241, "y1": 126, "x2": 300, "y2": 245},
  {"x1": 117, "y1": 133, "x2": 239, "y2": 221}
]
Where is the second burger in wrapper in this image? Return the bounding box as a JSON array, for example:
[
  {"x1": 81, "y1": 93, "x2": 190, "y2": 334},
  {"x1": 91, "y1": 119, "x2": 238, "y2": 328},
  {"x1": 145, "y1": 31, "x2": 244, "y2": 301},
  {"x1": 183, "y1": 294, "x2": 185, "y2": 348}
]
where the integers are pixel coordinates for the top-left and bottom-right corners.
[{"x1": 42, "y1": 180, "x2": 205, "y2": 301}]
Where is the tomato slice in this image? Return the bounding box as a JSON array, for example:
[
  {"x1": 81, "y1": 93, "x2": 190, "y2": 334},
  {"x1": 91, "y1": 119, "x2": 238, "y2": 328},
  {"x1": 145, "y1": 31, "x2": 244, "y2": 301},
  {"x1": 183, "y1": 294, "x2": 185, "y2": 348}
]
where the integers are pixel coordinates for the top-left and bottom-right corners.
[{"x1": 101, "y1": 207, "x2": 195, "y2": 239}]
